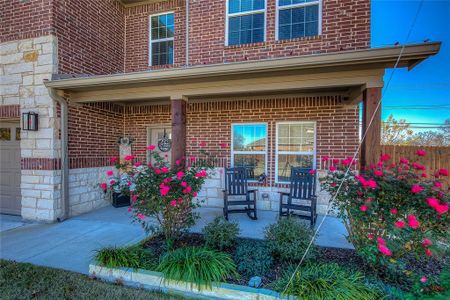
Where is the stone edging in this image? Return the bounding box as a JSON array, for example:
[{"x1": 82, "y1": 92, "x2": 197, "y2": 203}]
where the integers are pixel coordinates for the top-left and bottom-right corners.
[{"x1": 89, "y1": 264, "x2": 288, "y2": 300}]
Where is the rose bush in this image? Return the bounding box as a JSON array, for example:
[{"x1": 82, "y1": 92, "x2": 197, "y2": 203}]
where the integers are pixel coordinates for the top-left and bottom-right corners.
[
  {"x1": 101, "y1": 146, "x2": 213, "y2": 243},
  {"x1": 321, "y1": 151, "x2": 448, "y2": 282}
]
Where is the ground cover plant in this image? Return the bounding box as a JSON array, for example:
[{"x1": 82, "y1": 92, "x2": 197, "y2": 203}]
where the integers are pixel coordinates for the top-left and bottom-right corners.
[{"x1": 0, "y1": 260, "x2": 187, "y2": 300}]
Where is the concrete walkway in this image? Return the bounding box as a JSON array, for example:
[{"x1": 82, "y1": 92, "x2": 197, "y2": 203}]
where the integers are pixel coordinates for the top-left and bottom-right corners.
[{"x1": 1, "y1": 205, "x2": 352, "y2": 275}]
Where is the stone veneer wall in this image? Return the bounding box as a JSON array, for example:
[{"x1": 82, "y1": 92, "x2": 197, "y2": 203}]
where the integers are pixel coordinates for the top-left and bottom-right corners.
[
  {"x1": 197, "y1": 168, "x2": 332, "y2": 215},
  {"x1": 1, "y1": 34, "x2": 61, "y2": 221}
]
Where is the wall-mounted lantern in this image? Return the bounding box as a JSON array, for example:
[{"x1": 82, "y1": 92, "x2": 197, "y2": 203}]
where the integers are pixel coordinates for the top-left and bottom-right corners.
[{"x1": 22, "y1": 112, "x2": 39, "y2": 131}]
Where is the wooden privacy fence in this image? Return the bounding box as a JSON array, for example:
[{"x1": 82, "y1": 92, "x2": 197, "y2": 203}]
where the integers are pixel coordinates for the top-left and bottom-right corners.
[{"x1": 381, "y1": 145, "x2": 450, "y2": 186}]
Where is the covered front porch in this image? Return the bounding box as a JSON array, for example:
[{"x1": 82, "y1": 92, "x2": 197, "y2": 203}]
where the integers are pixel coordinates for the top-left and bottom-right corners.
[{"x1": 42, "y1": 42, "x2": 440, "y2": 219}]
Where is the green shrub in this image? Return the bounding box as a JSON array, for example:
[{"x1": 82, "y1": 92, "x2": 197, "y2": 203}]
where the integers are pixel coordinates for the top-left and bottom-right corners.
[
  {"x1": 202, "y1": 216, "x2": 239, "y2": 250},
  {"x1": 233, "y1": 239, "x2": 273, "y2": 277},
  {"x1": 158, "y1": 247, "x2": 238, "y2": 290},
  {"x1": 95, "y1": 245, "x2": 157, "y2": 270},
  {"x1": 273, "y1": 263, "x2": 383, "y2": 300},
  {"x1": 265, "y1": 217, "x2": 315, "y2": 262}
]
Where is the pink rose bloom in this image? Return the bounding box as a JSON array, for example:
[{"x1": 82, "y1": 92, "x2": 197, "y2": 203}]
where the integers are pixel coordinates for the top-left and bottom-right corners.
[
  {"x1": 380, "y1": 153, "x2": 391, "y2": 162},
  {"x1": 411, "y1": 184, "x2": 424, "y2": 194},
  {"x1": 147, "y1": 145, "x2": 156, "y2": 151},
  {"x1": 416, "y1": 149, "x2": 426, "y2": 156},
  {"x1": 321, "y1": 155, "x2": 329, "y2": 162},
  {"x1": 190, "y1": 156, "x2": 196, "y2": 161},
  {"x1": 155, "y1": 169, "x2": 161, "y2": 175},
  {"x1": 195, "y1": 170, "x2": 207, "y2": 178},
  {"x1": 434, "y1": 181, "x2": 443, "y2": 188},
  {"x1": 309, "y1": 170, "x2": 316, "y2": 175},
  {"x1": 421, "y1": 173, "x2": 428, "y2": 178},
  {"x1": 420, "y1": 276, "x2": 427, "y2": 283},
  {"x1": 374, "y1": 170, "x2": 383, "y2": 177},
  {"x1": 169, "y1": 200, "x2": 177, "y2": 207},
  {"x1": 435, "y1": 203, "x2": 448, "y2": 215},
  {"x1": 177, "y1": 171, "x2": 185, "y2": 180},
  {"x1": 377, "y1": 237, "x2": 385, "y2": 245},
  {"x1": 137, "y1": 213, "x2": 145, "y2": 220},
  {"x1": 426, "y1": 197, "x2": 439, "y2": 208},
  {"x1": 109, "y1": 179, "x2": 116, "y2": 185},
  {"x1": 378, "y1": 244, "x2": 392, "y2": 256},
  {"x1": 127, "y1": 207, "x2": 132, "y2": 212},
  {"x1": 183, "y1": 186, "x2": 192, "y2": 194},
  {"x1": 359, "y1": 205, "x2": 368, "y2": 212},
  {"x1": 176, "y1": 159, "x2": 181, "y2": 166},
  {"x1": 219, "y1": 143, "x2": 228, "y2": 149},
  {"x1": 399, "y1": 158, "x2": 409, "y2": 164},
  {"x1": 161, "y1": 167, "x2": 169, "y2": 173},
  {"x1": 329, "y1": 166, "x2": 337, "y2": 172},
  {"x1": 181, "y1": 181, "x2": 188, "y2": 187},
  {"x1": 106, "y1": 170, "x2": 114, "y2": 177},
  {"x1": 367, "y1": 233, "x2": 374, "y2": 240},
  {"x1": 342, "y1": 159, "x2": 351, "y2": 166},
  {"x1": 394, "y1": 220, "x2": 405, "y2": 229},
  {"x1": 422, "y1": 239, "x2": 432, "y2": 247},
  {"x1": 407, "y1": 215, "x2": 420, "y2": 229},
  {"x1": 367, "y1": 179, "x2": 377, "y2": 189},
  {"x1": 160, "y1": 185, "x2": 170, "y2": 196},
  {"x1": 193, "y1": 191, "x2": 197, "y2": 197},
  {"x1": 425, "y1": 248, "x2": 433, "y2": 257},
  {"x1": 124, "y1": 155, "x2": 134, "y2": 161},
  {"x1": 131, "y1": 195, "x2": 138, "y2": 203},
  {"x1": 101, "y1": 183, "x2": 107, "y2": 191},
  {"x1": 438, "y1": 168, "x2": 448, "y2": 176},
  {"x1": 134, "y1": 161, "x2": 142, "y2": 167},
  {"x1": 390, "y1": 208, "x2": 398, "y2": 215},
  {"x1": 332, "y1": 158, "x2": 340, "y2": 165}
]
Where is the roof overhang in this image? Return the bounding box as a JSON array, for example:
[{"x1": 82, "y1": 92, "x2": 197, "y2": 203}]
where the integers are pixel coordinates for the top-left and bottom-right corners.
[{"x1": 45, "y1": 42, "x2": 441, "y2": 103}]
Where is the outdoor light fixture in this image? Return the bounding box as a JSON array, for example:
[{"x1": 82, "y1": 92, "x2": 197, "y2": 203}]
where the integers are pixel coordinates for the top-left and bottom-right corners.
[{"x1": 22, "y1": 112, "x2": 39, "y2": 131}]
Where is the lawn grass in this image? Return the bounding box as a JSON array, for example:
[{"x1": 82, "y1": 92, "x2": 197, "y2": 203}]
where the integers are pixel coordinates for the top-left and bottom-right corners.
[{"x1": 0, "y1": 260, "x2": 189, "y2": 300}]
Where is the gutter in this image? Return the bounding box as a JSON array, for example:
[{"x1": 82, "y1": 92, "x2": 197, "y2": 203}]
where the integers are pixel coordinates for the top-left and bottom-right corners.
[
  {"x1": 48, "y1": 87, "x2": 70, "y2": 222},
  {"x1": 185, "y1": 0, "x2": 189, "y2": 67},
  {"x1": 44, "y1": 42, "x2": 441, "y2": 90}
]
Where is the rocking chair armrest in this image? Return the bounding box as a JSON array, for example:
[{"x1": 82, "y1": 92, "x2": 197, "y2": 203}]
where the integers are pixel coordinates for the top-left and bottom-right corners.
[
  {"x1": 278, "y1": 191, "x2": 290, "y2": 196},
  {"x1": 247, "y1": 189, "x2": 257, "y2": 194}
]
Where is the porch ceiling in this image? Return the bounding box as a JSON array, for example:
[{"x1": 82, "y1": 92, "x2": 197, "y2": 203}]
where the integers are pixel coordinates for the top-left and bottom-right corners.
[{"x1": 44, "y1": 42, "x2": 440, "y2": 104}]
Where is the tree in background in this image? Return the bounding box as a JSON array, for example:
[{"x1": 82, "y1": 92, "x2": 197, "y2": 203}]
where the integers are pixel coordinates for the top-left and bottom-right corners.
[
  {"x1": 382, "y1": 116, "x2": 449, "y2": 146},
  {"x1": 381, "y1": 114, "x2": 415, "y2": 145}
]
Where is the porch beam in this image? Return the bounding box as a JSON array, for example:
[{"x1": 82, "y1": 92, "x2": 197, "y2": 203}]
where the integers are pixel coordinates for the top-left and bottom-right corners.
[
  {"x1": 171, "y1": 98, "x2": 187, "y2": 166},
  {"x1": 360, "y1": 88, "x2": 382, "y2": 170}
]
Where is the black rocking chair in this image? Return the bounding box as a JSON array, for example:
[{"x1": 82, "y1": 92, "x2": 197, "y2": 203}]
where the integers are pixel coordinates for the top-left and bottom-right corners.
[
  {"x1": 279, "y1": 167, "x2": 317, "y2": 227},
  {"x1": 223, "y1": 167, "x2": 257, "y2": 220}
]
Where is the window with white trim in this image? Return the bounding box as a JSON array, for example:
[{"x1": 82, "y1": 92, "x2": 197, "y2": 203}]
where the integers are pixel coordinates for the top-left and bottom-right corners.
[
  {"x1": 231, "y1": 123, "x2": 267, "y2": 180},
  {"x1": 276, "y1": 122, "x2": 315, "y2": 182},
  {"x1": 149, "y1": 13, "x2": 174, "y2": 66},
  {"x1": 227, "y1": 0, "x2": 266, "y2": 46},
  {"x1": 277, "y1": 0, "x2": 320, "y2": 41}
]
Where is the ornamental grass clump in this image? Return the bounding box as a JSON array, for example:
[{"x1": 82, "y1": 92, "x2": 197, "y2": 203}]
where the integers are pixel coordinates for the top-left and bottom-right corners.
[
  {"x1": 273, "y1": 263, "x2": 383, "y2": 300},
  {"x1": 157, "y1": 247, "x2": 238, "y2": 290},
  {"x1": 100, "y1": 146, "x2": 214, "y2": 242},
  {"x1": 95, "y1": 245, "x2": 157, "y2": 270},
  {"x1": 321, "y1": 151, "x2": 449, "y2": 290},
  {"x1": 202, "y1": 216, "x2": 239, "y2": 250},
  {"x1": 265, "y1": 217, "x2": 316, "y2": 262}
]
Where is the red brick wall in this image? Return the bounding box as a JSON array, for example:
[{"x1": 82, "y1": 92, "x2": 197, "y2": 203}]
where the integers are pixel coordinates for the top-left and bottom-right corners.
[
  {"x1": 0, "y1": 0, "x2": 54, "y2": 42},
  {"x1": 125, "y1": 0, "x2": 371, "y2": 71},
  {"x1": 54, "y1": 0, "x2": 125, "y2": 75},
  {"x1": 115, "y1": 96, "x2": 358, "y2": 185},
  {"x1": 68, "y1": 102, "x2": 123, "y2": 168},
  {"x1": 124, "y1": 0, "x2": 186, "y2": 72}
]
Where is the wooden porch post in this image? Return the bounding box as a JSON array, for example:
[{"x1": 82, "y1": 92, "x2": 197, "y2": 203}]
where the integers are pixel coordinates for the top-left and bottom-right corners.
[
  {"x1": 360, "y1": 88, "x2": 382, "y2": 171},
  {"x1": 171, "y1": 98, "x2": 187, "y2": 166}
]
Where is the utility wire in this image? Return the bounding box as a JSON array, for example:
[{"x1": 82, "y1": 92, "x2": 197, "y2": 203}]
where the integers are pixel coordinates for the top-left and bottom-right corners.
[{"x1": 280, "y1": 0, "x2": 425, "y2": 297}]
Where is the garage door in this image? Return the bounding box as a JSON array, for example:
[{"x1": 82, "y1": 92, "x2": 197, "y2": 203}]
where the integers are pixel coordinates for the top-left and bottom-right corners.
[{"x1": 0, "y1": 122, "x2": 21, "y2": 215}]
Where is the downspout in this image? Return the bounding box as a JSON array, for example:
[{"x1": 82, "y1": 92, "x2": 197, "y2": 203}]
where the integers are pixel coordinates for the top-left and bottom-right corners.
[
  {"x1": 48, "y1": 87, "x2": 69, "y2": 222},
  {"x1": 185, "y1": 0, "x2": 189, "y2": 67}
]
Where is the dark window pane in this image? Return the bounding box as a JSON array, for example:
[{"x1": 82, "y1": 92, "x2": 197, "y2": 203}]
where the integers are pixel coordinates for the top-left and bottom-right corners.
[
  {"x1": 233, "y1": 124, "x2": 267, "y2": 151},
  {"x1": 277, "y1": 154, "x2": 313, "y2": 182},
  {"x1": 292, "y1": 7, "x2": 305, "y2": 23},
  {"x1": 229, "y1": 0, "x2": 265, "y2": 13},
  {"x1": 167, "y1": 13, "x2": 174, "y2": 26},
  {"x1": 241, "y1": 15, "x2": 252, "y2": 30},
  {"x1": 240, "y1": 30, "x2": 252, "y2": 44},
  {"x1": 253, "y1": 13, "x2": 264, "y2": 28},
  {"x1": 305, "y1": 21, "x2": 318, "y2": 36},
  {"x1": 151, "y1": 28, "x2": 159, "y2": 40},
  {"x1": 228, "y1": 13, "x2": 264, "y2": 45},
  {"x1": 229, "y1": 32, "x2": 240, "y2": 45},
  {"x1": 305, "y1": 5, "x2": 318, "y2": 22},
  {"x1": 167, "y1": 25, "x2": 174, "y2": 38},
  {"x1": 229, "y1": 0, "x2": 240, "y2": 13},
  {"x1": 292, "y1": 23, "x2": 304, "y2": 38},
  {"x1": 229, "y1": 17, "x2": 240, "y2": 32},
  {"x1": 279, "y1": 25, "x2": 291, "y2": 40},
  {"x1": 253, "y1": 28, "x2": 264, "y2": 42},
  {"x1": 234, "y1": 154, "x2": 266, "y2": 180},
  {"x1": 279, "y1": 0, "x2": 317, "y2": 6},
  {"x1": 151, "y1": 41, "x2": 174, "y2": 66},
  {"x1": 279, "y1": 9, "x2": 291, "y2": 25}
]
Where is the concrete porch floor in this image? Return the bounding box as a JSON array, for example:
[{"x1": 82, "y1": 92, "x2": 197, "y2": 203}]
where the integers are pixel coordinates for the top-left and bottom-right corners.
[{"x1": 0, "y1": 205, "x2": 352, "y2": 275}]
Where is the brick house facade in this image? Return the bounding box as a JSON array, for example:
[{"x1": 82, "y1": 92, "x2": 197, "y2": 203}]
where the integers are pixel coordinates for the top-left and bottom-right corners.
[{"x1": 0, "y1": 0, "x2": 440, "y2": 221}]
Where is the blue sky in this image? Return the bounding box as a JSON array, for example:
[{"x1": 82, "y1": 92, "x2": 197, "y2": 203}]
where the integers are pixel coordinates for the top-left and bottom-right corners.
[{"x1": 372, "y1": 0, "x2": 450, "y2": 131}]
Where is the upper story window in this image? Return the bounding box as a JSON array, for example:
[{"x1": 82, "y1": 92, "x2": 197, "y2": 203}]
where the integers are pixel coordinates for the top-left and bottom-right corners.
[
  {"x1": 277, "y1": 0, "x2": 321, "y2": 41},
  {"x1": 149, "y1": 12, "x2": 174, "y2": 66},
  {"x1": 227, "y1": 0, "x2": 266, "y2": 46},
  {"x1": 231, "y1": 123, "x2": 267, "y2": 180}
]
